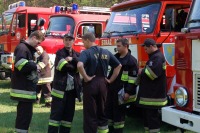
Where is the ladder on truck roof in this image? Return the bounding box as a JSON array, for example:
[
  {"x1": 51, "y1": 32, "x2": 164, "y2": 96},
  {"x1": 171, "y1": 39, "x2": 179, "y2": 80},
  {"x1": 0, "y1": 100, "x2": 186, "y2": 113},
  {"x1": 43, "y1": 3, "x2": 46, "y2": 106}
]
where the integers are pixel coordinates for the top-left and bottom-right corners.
[{"x1": 79, "y1": 6, "x2": 110, "y2": 15}]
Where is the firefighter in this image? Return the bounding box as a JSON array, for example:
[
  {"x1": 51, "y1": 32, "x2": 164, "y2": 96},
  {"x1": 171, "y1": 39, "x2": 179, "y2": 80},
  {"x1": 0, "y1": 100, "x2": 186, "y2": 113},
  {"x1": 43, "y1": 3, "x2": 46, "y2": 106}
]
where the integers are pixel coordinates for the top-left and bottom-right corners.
[
  {"x1": 137, "y1": 38, "x2": 167, "y2": 133},
  {"x1": 10, "y1": 30, "x2": 45, "y2": 133},
  {"x1": 77, "y1": 32, "x2": 122, "y2": 133},
  {"x1": 48, "y1": 33, "x2": 82, "y2": 133},
  {"x1": 105, "y1": 38, "x2": 138, "y2": 133},
  {"x1": 34, "y1": 46, "x2": 52, "y2": 107}
]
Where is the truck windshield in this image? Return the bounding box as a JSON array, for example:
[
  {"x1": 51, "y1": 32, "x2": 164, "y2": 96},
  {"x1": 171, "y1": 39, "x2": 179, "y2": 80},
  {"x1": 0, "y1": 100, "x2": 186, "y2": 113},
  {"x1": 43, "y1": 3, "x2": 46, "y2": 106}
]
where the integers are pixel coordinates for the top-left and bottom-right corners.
[
  {"x1": 187, "y1": 0, "x2": 200, "y2": 28},
  {"x1": 103, "y1": 3, "x2": 160, "y2": 37},
  {"x1": 47, "y1": 16, "x2": 75, "y2": 35}
]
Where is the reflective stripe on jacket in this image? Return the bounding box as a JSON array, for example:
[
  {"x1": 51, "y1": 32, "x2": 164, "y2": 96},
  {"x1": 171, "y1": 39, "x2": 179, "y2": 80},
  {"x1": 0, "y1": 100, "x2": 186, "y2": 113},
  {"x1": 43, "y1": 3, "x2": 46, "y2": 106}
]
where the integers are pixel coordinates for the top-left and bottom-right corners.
[
  {"x1": 36, "y1": 51, "x2": 52, "y2": 84},
  {"x1": 109, "y1": 51, "x2": 138, "y2": 103},
  {"x1": 52, "y1": 48, "x2": 82, "y2": 101},
  {"x1": 11, "y1": 40, "x2": 38, "y2": 102},
  {"x1": 137, "y1": 50, "x2": 167, "y2": 108}
]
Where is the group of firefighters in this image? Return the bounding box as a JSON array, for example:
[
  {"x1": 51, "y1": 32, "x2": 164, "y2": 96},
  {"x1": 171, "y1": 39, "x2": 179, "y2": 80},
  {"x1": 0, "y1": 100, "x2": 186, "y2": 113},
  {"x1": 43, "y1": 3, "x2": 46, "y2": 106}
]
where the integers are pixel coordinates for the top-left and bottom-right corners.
[{"x1": 10, "y1": 30, "x2": 167, "y2": 133}]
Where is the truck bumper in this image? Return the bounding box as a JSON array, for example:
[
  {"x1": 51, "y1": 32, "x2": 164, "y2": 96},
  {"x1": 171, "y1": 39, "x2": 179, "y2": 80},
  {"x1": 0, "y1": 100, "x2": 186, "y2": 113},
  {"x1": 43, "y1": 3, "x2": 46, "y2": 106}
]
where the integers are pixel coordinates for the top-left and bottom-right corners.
[{"x1": 162, "y1": 106, "x2": 200, "y2": 132}]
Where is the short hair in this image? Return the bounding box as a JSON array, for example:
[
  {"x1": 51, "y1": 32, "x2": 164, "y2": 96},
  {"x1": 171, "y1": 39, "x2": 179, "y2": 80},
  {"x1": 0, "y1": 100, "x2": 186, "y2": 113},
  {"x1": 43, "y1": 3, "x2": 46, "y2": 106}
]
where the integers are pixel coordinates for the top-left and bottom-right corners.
[
  {"x1": 82, "y1": 32, "x2": 95, "y2": 42},
  {"x1": 116, "y1": 38, "x2": 129, "y2": 48},
  {"x1": 29, "y1": 30, "x2": 45, "y2": 41}
]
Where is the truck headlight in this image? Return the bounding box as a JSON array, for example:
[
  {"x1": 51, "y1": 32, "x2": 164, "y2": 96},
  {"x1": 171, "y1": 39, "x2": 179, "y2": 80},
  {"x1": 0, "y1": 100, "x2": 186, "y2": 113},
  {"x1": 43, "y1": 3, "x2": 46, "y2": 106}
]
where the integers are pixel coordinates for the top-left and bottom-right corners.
[{"x1": 175, "y1": 87, "x2": 188, "y2": 107}]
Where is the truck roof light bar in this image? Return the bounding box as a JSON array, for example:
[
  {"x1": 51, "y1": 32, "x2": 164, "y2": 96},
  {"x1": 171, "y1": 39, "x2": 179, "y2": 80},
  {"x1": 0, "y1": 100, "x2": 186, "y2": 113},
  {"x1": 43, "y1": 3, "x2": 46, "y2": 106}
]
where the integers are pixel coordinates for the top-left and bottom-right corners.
[{"x1": 8, "y1": 1, "x2": 25, "y2": 10}]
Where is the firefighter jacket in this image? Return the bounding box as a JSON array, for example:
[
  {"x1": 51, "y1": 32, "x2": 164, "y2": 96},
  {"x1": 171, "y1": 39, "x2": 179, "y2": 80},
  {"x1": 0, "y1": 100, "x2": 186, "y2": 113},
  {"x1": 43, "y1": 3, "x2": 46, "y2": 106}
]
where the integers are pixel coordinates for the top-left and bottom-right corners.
[
  {"x1": 11, "y1": 40, "x2": 38, "y2": 102},
  {"x1": 109, "y1": 51, "x2": 138, "y2": 104},
  {"x1": 36, "y1": 51, "x2": 52, "y2": 84},
  {"x1": 52, "y1": 48, "x2": 82, "y2": 101},
  {"x1": 137, "y1": 49, "x2": 167, "y2": 108}
]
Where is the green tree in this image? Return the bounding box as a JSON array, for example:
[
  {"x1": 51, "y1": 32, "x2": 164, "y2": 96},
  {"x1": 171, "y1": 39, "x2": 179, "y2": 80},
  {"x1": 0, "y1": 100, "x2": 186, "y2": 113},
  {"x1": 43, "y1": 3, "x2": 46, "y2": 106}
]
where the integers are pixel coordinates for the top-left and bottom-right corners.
[{"x1": 0, "y1": 0, "x2": 128, "y2": 14}]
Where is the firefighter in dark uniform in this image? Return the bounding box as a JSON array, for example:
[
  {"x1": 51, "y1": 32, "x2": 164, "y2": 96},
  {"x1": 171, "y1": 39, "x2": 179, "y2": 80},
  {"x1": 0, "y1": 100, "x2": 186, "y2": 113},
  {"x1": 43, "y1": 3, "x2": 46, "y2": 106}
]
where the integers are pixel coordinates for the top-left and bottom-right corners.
[
  {"x1": 10, "y1": 30, "x2": 45, "y2": 133},
  {"x1": 106, "y1": 38, "x2": 138, "y2": 133},
  {"x1": 137, "y1": 38, "x2": 167, "y2": 133},
  {"x1": 35, "y1": 46, "x2": 52, "y2": 107},
  {"x1": 77, "y1": 32, "x2": 122, "y2": 133},
  {"x1": 48, "y1": 33, "x2": 82, "y2": 133}
]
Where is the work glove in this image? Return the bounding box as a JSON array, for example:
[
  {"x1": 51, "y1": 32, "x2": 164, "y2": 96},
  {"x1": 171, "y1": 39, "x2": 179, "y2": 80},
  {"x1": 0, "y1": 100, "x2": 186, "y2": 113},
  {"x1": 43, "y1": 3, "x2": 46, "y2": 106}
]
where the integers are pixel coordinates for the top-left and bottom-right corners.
[{"x1": 66, "y1": 74, "x2": 74, "y2": 91}]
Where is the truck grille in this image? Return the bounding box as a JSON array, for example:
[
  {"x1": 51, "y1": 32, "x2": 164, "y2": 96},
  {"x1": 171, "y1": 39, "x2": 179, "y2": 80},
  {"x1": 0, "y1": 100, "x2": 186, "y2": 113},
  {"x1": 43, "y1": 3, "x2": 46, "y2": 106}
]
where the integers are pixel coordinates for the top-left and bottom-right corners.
[{"x1": 195, "y1": 74, "x2": 200, "y2": 109}]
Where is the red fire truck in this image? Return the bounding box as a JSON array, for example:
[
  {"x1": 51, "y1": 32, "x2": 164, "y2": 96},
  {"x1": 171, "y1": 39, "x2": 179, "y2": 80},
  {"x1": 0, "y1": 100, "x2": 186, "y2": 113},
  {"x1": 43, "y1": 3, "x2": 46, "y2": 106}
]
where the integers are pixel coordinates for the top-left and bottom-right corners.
[
  {"x1": 0, "y1": 1, "x2": 52, "y2": 79},
  {"x1": 162, "y1": 0, "x2": 200, "y2": 132},
  {"x1": 100, "y1": 0, "x2": 191, "y2": 104},
  {"x1": 39, "y1": 4, "x2": 110, "y2": 72}
]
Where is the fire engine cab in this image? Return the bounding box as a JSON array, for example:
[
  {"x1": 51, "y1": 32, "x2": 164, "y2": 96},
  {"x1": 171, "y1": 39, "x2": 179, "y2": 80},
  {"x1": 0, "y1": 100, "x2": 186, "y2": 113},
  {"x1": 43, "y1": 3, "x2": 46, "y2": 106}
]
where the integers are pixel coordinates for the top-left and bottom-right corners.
[
  {"x1": 39, "y1": 4, "x2": 110, "y2": 72},
  {"x1": 100, "y1": 0, "x2": 191, "y2": 104},
  {"x1": 162, "y1": 0, "x2": 200, "y2": 132},
  {"x1": 0, "y1": 1, "x2": 52, "y2": 79}
]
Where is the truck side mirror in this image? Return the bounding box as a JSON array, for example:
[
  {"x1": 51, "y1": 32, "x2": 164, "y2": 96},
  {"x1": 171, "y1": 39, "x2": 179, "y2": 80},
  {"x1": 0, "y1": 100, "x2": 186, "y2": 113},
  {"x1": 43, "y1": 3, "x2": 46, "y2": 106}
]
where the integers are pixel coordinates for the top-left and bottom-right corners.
[
  {"x1": 37, "y1": 18, "x2": 45, "y2": 27},
  {"x1": 181, "y1": 28, "x2": 189, "y2": 33}
]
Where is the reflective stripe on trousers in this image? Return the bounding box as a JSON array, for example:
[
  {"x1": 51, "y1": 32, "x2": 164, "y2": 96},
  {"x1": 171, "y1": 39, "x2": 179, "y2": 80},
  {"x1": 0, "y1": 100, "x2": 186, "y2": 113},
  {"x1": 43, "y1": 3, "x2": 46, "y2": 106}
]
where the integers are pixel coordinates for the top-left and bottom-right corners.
[
  {"x1": 97, "y1": 125, "x2": 109, "y2": 133},
  {"x1": 113, "y1": 121, "x2": 125, "y2": 129},
  {"x1": 49, "y1": 119, "x2": 60, "y2": 127},
  {"x1": 15, "y1": 128, "x2": 28, "y2": 133},
  {"x1": 60, "y1": 120, "x2": 72, "y2": 128}
]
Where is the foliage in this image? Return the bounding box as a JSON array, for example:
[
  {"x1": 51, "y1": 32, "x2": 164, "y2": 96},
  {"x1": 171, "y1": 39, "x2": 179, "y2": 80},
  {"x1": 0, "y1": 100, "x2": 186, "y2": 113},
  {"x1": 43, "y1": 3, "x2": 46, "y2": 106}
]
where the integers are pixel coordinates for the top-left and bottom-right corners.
[{"x1": 0, "y1": 0, "x2": 128, "y2": 14}]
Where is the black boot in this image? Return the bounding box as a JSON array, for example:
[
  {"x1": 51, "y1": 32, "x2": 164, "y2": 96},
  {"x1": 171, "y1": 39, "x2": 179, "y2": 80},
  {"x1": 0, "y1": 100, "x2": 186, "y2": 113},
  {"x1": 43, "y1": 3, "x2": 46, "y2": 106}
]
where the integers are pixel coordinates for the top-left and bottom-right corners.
[
  {"x1": 108, "y1": 126, "x2": 114, "y2": 133},
  {"x1": 59, "y1": 126, "x2": 71, "y2": 133}
]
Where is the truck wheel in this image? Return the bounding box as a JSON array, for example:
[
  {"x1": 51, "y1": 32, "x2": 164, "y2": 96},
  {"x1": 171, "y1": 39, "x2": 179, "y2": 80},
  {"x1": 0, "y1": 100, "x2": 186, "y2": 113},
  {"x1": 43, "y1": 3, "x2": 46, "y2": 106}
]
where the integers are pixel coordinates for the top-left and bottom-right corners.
[{"x1": 0, "y1": 72, "x2": 6, "y2": 80}]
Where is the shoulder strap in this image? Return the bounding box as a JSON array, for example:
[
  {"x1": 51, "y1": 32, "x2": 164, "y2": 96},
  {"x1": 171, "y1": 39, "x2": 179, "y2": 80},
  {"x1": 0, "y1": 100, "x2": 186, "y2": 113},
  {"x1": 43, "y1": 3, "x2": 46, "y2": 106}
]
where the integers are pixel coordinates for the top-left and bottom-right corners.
[
  {"x1": 94, "y1": 47, "x2": 107, "y2": 77},
  {"x1": 98, "y1": 48, "x2": 103, "y2": 62}
]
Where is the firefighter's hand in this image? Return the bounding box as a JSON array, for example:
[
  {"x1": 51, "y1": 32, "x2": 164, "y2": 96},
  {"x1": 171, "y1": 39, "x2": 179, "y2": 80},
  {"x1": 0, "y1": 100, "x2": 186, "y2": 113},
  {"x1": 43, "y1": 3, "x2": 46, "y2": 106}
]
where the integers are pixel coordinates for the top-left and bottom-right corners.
[
  {"x1": 84, "y1": 75, "x2": 95, "y2": 82},
  {"x1": 123, "y1": 93, "x2": 130, "y2": 101},
  {"x1": 105, "y1": 78, "x2": 111, "y2": 84},
  {"x1": 65, "y1": 56, "x2": 73, "y2": 62}
]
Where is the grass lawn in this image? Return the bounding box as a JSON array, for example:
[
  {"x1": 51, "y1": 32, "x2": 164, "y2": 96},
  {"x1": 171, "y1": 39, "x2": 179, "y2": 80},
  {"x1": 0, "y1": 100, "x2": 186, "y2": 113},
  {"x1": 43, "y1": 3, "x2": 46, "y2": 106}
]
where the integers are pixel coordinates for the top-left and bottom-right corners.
[{"x1": 0, "y1": 80, "x2": 194, "y2": 133}]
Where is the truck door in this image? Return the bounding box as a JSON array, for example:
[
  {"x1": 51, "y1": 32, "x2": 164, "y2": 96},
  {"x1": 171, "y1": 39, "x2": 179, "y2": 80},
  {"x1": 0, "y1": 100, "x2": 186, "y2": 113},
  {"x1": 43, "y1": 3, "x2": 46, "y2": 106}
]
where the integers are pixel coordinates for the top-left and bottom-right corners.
[
  {"x1": 10, "y1": 10, "x2": 27, "y2": 52},
  {"x1": 75, "y1": 23, "x2": 103, "y2": 52},
  {"x1": 158, "y1": 3, "x2": 190, "y2": 94},
  {"x1": 37, "y1": 14, "x2": 50, "y2": 33}
]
